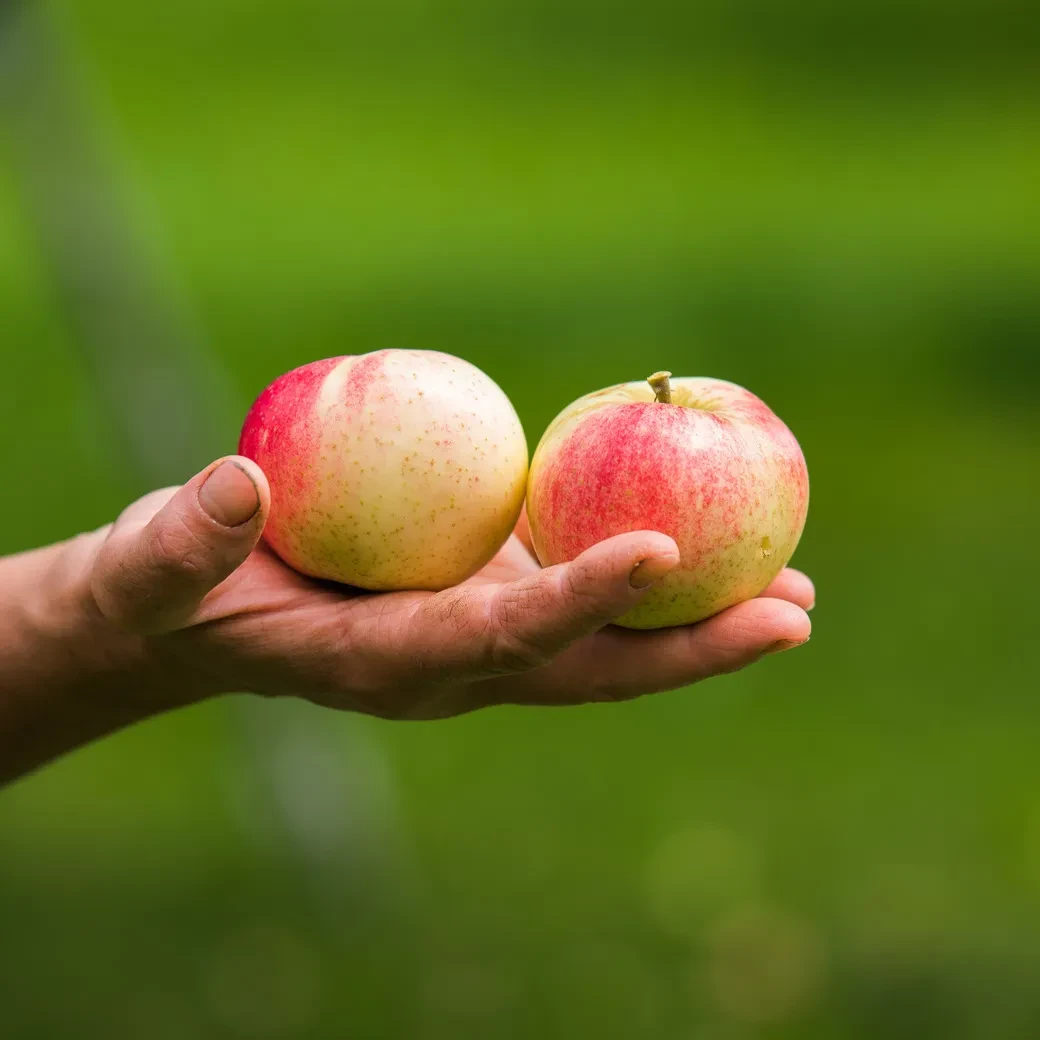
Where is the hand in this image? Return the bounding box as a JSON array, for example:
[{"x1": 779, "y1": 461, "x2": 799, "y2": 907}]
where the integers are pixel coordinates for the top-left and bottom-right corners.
[{"x1": 80, "y1": 457, "x2": 814, "y2": 720}]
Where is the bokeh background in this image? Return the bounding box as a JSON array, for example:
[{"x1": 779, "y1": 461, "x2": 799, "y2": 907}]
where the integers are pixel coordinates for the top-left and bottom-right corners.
[{"x1": 2, "y1": 0, "x2": 1039, "y2": 1036}]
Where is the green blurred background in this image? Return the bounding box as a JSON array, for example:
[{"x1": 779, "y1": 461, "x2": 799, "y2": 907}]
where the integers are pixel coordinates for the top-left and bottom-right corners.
[{"x1": 1, "y1": 0, "x2": 1039, "y2": 1036}]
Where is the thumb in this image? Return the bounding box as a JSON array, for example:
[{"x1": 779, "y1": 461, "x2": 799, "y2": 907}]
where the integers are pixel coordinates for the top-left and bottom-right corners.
[
  {"x1": 91, "y1": 457, "x2": 270, "y2": 635},
  {"x1": 413, "y1": 531, "x2": 680, "y2": 679}
]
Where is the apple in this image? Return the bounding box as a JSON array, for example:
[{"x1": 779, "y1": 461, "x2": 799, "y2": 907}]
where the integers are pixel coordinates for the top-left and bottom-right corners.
[
  {"x1": 239, "y1": 349, "x2": 528, "y2": 590},
  {"x1": 526, "y1": 371, "x2": 809, "y2": 629}
]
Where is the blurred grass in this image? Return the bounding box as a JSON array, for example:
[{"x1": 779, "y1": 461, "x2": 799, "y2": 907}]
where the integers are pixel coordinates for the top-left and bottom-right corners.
[{"x1": 2, "y1": 0, "x2": 1040, "y2": 1037}]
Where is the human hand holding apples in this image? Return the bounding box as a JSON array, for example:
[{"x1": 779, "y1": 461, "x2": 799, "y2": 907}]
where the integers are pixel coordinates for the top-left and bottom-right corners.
[
  {"x1": 0, "y1": 348, "x2": 812, "y2": 787},
  {"x1": 76, "y1": 350, "x2": 811, "y2": 725}
]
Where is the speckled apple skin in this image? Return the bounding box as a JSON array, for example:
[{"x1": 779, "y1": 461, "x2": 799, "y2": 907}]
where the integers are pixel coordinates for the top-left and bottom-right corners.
[
  {"x1": 239, "y1": 350, "x2": 528, "y2": 591},
  {"x1": 527, "y1": 377, "x2": 809, "y2": 629}
]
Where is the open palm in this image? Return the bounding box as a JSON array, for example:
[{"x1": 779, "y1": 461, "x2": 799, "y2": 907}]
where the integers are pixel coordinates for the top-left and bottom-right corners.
[{"x1": 85, "y1": 457, "x2": 814, "y2": 719}]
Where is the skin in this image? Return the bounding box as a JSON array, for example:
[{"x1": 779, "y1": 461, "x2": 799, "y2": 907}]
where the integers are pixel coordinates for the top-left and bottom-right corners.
[
  {"x1": 527, "y1": 376, "x2": 810, "y2": 628},
  {"x1": 239, "y1": 349, "x2": 528, "y2": 590},
  {"x1": 0, "y1": 456, "x2": 814, "y2": 787}
]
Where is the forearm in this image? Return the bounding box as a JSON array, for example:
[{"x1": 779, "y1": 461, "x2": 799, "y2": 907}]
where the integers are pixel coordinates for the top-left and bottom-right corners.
[{"x1": 0, "y1": 534, "x2": 185, "y2": 785}]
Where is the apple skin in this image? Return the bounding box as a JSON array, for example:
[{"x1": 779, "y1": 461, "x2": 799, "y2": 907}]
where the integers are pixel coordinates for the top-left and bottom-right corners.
[
  {"x1": 239, "y1": 349, "x2": 528, "y2": 590},
  {"x1": 526, "y1": 376, "x2": 809, "y2": 629}
]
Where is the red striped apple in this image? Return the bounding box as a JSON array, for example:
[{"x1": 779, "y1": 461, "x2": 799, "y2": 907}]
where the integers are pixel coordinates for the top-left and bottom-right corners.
[
  {"x1": 239, "y1": 349, "x2": 528, "y2": 590},
  {"x1": 527, "y1": 372, "x2": 809, "y2": 629}
]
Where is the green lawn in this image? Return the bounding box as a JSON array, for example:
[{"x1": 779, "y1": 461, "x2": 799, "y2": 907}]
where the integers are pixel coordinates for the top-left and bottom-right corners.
[{"x1": 1, "y1": 2, "x2": 1039, "y2": 1036}]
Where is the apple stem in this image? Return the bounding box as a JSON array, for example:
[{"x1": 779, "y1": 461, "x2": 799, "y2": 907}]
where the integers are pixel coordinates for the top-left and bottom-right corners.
[{"x1": 648, "y1": 371, "x2": 673, "y2": 403}]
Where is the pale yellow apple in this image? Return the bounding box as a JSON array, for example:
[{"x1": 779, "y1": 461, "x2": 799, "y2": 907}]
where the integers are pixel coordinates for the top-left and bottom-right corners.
[{"x1": 240, "y1": 350, "x2": 528, "y2": 590}]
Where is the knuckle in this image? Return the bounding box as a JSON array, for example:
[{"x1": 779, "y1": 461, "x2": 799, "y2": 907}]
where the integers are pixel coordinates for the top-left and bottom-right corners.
[
  {"x1": 410, "y1": 588, "x2": 501, "y2": 678},
  {"x1": 418, "y1": 587, "x2": 479, "y2": 640},
  {"x1": 149, "y1": 514, "x2": 212, "y2": 580},
  {"x1": 563, "y1": 556, "x2": 608, "y2": 606},
  {"x1": 494, "y1": 571, "x2": 561, "y2": 627},
  {"x1": 88, "y1": 538, "x2": 150, "y2": 631},
  {"x1": 88, "y1": 570, "x2": 130, "y2": 628},
  {"x1": 691, "y1": 627, "x2": 748, "y2": 676},
  {"x1": 486, "y1": 579, "x2": 561, "y2": 673},
  {"x1": 490, "y1": 628, "x2": 553, "y2": 673},
  {"x1": 89, "y1": 567, "x2": 159, "y2": 634}
]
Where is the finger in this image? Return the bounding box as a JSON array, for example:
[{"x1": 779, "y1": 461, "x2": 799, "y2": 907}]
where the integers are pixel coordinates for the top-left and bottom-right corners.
[
  {"x1": 108, "y1": 486, "x2": 181, "y2": 531},
  {"x1": 600, "y1": 596, "x2": 811, "y2": 696},
  {"x1": 90, "y1": 456, "x2": 270, "y2": 634},
  {"x1": 492, "y1": 596, "x2": 811, "y2": 705},
  {"x1": 408, "y1": 531, "x2": 680, "y2": 680},
  {"x1": 757, "y1": 568, "x2": 815, "y2": 610}
]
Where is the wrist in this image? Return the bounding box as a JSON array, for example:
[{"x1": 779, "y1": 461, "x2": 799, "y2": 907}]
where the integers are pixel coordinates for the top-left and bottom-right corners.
[{"x1": 0, "y1": 534, "x2": 205, "y2": 782}]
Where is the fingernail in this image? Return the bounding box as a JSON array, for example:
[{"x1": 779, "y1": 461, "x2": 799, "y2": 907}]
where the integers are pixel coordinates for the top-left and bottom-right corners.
[
  {"x1": 199, "y1": 461, "x2": 260, "y2": 527},
  {"x1": 807, "y1": 598, "x2": 816, "y2": 612},
  {"x1": 630, "y1": 554, "x2": 679, "y2": 590},
  {"x1": 765, "y1": 636, "x2": 810, "y2": 655}
]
